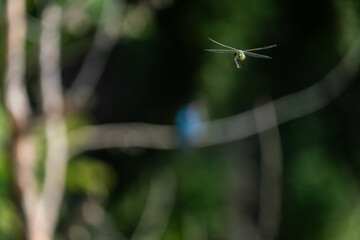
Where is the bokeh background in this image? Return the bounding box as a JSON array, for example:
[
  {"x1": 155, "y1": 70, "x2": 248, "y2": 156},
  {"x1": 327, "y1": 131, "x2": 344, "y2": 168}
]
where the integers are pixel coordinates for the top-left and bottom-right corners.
[{"x1": 1, "y1": 0, "x2": 360, "y2": 239}]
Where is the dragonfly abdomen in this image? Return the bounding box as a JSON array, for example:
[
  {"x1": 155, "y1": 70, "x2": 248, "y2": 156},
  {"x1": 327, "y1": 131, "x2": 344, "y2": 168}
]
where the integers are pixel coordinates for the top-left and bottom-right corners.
[{"x1": 234, "y1": 54, "x2": 241, "y2": 69}]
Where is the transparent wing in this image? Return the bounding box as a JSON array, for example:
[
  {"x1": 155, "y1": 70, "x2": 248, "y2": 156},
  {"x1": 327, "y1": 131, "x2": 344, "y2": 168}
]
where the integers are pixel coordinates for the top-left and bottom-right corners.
[
  {"x1": 244, "y1": 51, "x2": 272, "y2": 59},
  {"x1": 244, "y1": 44, "x2": 277, "y2": 52},
  {"x1": 207, "y1": 37, "x2": 237, "y2": 51},
  {"x1": 204, "y1": 49, "x2": 235, "y2": 53}
]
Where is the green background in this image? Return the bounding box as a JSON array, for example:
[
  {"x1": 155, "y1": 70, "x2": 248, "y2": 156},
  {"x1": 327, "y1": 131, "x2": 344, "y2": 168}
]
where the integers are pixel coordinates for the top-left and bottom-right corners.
[{"x1": 1, "y1": 0, "x2": 360, "y2": 239}]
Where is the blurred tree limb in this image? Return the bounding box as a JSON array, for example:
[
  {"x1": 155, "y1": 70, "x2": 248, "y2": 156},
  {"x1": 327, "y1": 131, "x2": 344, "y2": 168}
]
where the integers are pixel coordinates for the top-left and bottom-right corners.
[
  {"x1": 65, "y1": 0, "x2": 122, "y2": 110},
  {"x1": 69, "y1": 32, "x2": 360, "y2": 154},
  {"x1": 255, "y1": 100, "x2": 282, "y2": 240},
  {"x1": 4, "y1": 1, "x2": 174, "y2": 239},
  {"x1": 4, "y1": 2, "x2": 67, "y2": 240},
  {"x1": 4, "y1": 0, "x2": 38, "y2": 239},
  {"x1": 4, "y1": 0, "x2": 31, "y2": 129},
  {"x1": 130, "y1": 169, "x2": 176, "y2": 240},
  {"x1": 35, "y1": 5, "x2": 68, "y2": 240}
]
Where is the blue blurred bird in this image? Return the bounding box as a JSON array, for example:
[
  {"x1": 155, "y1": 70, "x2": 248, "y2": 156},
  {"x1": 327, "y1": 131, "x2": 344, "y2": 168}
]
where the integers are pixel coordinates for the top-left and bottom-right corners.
[{"x1": 175, "y1": 100, "x2": 208, "y2": 148}]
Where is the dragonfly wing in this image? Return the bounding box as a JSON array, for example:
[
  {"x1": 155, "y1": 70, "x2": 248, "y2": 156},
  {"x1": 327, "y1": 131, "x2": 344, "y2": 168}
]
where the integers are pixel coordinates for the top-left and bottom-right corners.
[
  {"x1": 244, "y1": 51, "x2": 272, "y2": 59},
  {"x1": 204, "y1": 49, "x2": 235, "y2": 53},
  {"x1": 244, "y1": 44, "x2": 277, "y2": 52},
  {"x1": 207, "y1": 37, "x2": 237, "y2": 51}
]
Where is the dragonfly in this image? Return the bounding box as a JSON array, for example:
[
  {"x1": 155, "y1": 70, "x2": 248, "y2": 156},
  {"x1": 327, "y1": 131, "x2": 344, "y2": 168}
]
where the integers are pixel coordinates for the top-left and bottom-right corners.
[{"x1": 205, "y1": 37, "x2": 276, "y2": 69}]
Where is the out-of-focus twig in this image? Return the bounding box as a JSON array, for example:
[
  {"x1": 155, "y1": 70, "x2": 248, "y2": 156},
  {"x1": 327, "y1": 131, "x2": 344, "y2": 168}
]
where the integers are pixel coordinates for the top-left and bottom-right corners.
[
  {"x1": 4, "y1": 0, "x2": 31, "y2": 129},
  {"x1": 66, "y1": 0, "x2": 122, "y2": 110},
  {"x1": 254, "y1": 100, "x2": 282, "y2": 240},
  {"x1": 69, "y1": 34, "x2": 360, "y2": 152},
  {"x1": 69, "y1": 123, "x2": 176, "y2": 156},
  {"x1": 34, "y1": 5, "x2": 68, "y2": 240},
  {"x1": 181, "y1": 213, "x2": 209, "y2": 240},
  {"x1": 4, "y1": 0, "x2": 38, "y2": 238},
  {"x1": 130, "y1": 169, "x2": 176, "y2": 240}
]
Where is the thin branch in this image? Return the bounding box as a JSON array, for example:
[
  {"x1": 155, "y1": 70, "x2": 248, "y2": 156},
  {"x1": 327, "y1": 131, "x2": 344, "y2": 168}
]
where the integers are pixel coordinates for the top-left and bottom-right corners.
[
  {"x1": 4, "y1": 0, "x2": 31, "y2": 129},
  {"x1": 34, "y1": 5, "x2": 68, "y2": 240},
  {"x1": 69, "y1": 33, "x2": 360, "y2": 152},
  {"x1": 66, "y1": 0, "x2": 122, "y2": 110},
  {"x1": 254, "y1": 100, "x2": 282, "y2": 240},
  {"x1": 130, "y1": 169, "x2": 176, "y2": 240},
  {"x1": 181, "y1": 214, "x2": 209, "y2": 240},
  {"x1": 4, "y1": 0, "x2": 38, "y2": 238},
  {"x1": 69, "y1": 123, "x2": 176, "y2": 156},
  {"x1": 11, "y1": 135, "x2": 39, "y2": 239}
]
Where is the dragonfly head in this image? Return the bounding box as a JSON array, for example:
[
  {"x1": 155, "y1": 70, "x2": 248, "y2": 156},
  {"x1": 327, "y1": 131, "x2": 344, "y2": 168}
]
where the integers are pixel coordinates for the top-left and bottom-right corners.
[{"x1": 236, "y1": 50, "x2": 246, "y2": 61}]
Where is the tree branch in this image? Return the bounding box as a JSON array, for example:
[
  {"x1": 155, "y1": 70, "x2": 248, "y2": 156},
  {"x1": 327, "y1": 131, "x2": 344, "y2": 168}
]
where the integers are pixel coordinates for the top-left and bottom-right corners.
[
  {"x1": 69, "y1": 34, "x2": 360, "y2": 153},
  {"x1": 254, "y1": 100, "x2": 282, "y2": 240},
  {"x1": 4, "y1": 0, "x2": 38, "y2": 238},
  {"x1": 4, "y1": 0, "x2": 31, "y2": 129},
  {"x1": 66, "y1": 0, "x2": 122, "y2": 110},
  {"x1": 34, "y1": 5, "x2": 68, "y2": 240}
]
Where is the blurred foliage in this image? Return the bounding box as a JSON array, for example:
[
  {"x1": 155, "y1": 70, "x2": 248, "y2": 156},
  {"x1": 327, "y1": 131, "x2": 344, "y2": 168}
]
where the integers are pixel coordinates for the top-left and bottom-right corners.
[
  {"x1": 0, "y1": 200, "x2": 22, "y2": 240},
  {"x1": 1, "y1": 0, "x2": 360, "y2": 239},
  {"x1": 66, "y1": 157, "x2": 117, "y2": 195}
]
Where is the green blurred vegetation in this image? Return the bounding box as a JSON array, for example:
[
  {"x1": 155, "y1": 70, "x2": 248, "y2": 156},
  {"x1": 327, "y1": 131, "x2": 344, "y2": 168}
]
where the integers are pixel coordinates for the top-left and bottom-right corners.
[{"x1": 1, "y1": 0, "x2": 360, "y2": 239}]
